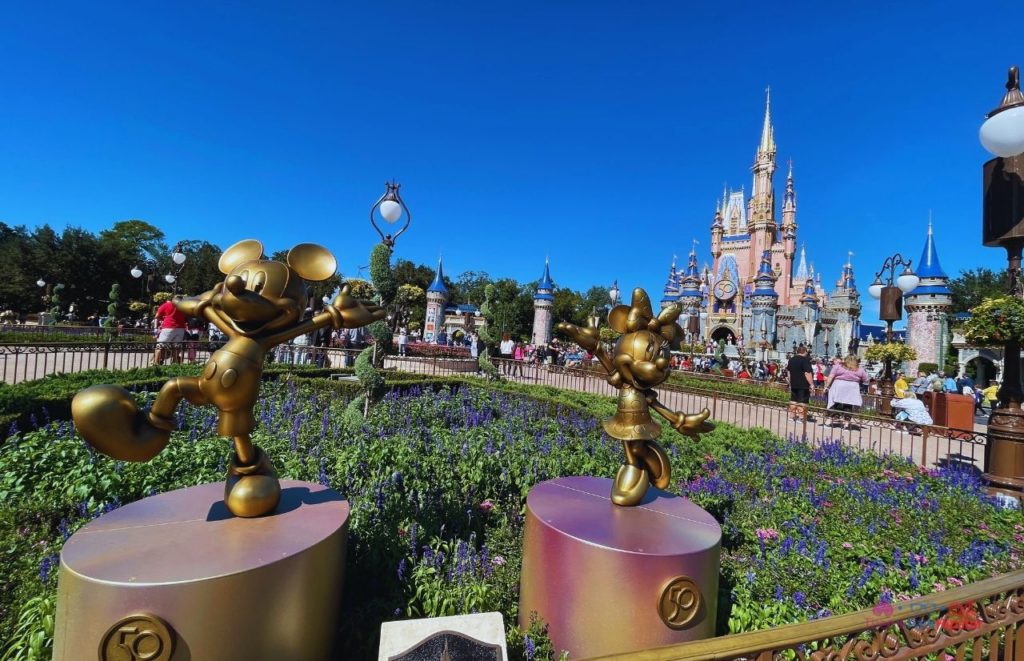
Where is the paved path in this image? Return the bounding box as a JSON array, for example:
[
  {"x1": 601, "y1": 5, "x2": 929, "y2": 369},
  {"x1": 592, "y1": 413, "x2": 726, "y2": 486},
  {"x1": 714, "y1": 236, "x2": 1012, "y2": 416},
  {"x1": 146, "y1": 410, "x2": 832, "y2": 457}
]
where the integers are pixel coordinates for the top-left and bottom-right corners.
[
  {"x1": 385, "y1": 357, "x2": 988, "y2": 471},
  {"x1": 1, "y1": 347, "x2": 987, "y2": 471}
]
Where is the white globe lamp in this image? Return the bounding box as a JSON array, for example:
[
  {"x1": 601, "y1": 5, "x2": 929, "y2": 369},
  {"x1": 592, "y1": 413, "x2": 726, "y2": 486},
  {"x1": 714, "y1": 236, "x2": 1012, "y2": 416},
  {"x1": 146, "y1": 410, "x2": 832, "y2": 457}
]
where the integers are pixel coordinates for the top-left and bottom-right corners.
[
  {"x1": 867, "y1": 278, "x2": 884, "y2": 300},
  {"x1": 164, "y1": 274, "x2": 176, "y2": 284},
  {"x1": 130, "y1": 267, "x2": 143, "y2": 279},
  {"x1": 981, "y1": 66, "x2": 1024, "y2": 158},
  {"x1": 379, "y1": 199, "x2": 402, "y2": 224},
  {"x1": 895, "y1": 267, "x2": 920, "y2": 293},
  {"x1": 172, "y1": 251, "x2": 186, "y2": 265}
]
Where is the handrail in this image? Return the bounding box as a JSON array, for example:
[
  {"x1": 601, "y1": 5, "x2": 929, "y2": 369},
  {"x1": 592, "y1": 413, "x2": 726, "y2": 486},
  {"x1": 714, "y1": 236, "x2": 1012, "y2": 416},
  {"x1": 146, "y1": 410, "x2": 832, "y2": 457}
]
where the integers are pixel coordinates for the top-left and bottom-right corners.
[{"x1": 584, "y1": 568, "x2": 1024, "y2": 660}]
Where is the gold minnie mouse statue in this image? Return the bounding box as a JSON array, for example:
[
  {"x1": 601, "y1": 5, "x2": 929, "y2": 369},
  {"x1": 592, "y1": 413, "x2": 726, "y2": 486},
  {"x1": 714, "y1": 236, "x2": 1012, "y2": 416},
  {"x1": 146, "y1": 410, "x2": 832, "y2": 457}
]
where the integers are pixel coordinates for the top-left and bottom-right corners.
[
  {"x1": 71, "y1": 239, "x2": 385, "y2": 518},
  {"x1": 557, "y1": 288, "x2": 713, "y2": 506}
]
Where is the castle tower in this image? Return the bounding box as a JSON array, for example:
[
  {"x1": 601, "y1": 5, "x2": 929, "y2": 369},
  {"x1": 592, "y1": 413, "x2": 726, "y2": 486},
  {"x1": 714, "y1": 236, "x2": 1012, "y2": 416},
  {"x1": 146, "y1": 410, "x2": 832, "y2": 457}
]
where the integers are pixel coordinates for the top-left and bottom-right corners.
[
  {"x1": 799, "y1": 277, "x2": 820, "y2": 350},
  {"x1": 747, "y1": 88, "x2": 778, "y2": 278},
  {"x1": 660, "y1": 255, "x2": 681, "y2": 310},
  {"x1": 749, "y1": 250, "x2": 780, "y2": 345},
  {"x1": 424, "y1": 257, "x2": 449, "y2": 343},
  {"x1": 781, "y1": 160, "x2": 797, "y2": 297},
  {"x1": 828, "y1": 252, "x2": 862, "y2": 356},
  {"x1": 678, "y1": 247, "x2": 704, "y2": 340},
  {"x1": 710, "y1": 200, "x2": 724, "y2": 261},
  {"x1": 531, "y1": 258, "x2": 555, "y2": 346},
  {"x1": 904, "y1": 221, "x2": 952, "y2": 374}
]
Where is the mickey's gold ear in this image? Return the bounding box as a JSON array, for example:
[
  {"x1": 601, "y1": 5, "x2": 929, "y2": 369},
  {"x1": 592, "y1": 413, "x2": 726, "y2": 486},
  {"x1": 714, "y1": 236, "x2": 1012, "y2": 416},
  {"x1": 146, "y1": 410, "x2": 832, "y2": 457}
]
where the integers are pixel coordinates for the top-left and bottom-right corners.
[
  {"x1": 608, "y1": 305, "x2": 630, "y2": 334},
  {"x1": 218, "y1": 239, "x2": 264, "y2": 274},
  {"x1": 286, "y1": 243, "x2": 337, "y2": 282}
]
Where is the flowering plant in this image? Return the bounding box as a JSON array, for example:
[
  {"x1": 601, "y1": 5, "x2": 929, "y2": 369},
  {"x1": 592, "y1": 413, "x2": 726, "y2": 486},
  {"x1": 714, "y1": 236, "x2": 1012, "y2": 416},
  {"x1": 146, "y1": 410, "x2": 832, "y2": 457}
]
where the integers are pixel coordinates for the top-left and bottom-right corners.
[
  {"x1": 963, "y1": 296, "x2": 1024, "y2": 346},
  {"x1": 864, "y1": 342, "x2": 917, "y2": 363}
]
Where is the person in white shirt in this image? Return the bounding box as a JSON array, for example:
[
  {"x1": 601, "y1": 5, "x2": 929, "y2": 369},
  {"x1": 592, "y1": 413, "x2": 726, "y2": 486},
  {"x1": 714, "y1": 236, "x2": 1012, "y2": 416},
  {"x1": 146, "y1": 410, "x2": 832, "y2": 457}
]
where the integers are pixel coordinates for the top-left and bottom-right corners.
[
  {"x1": 499, "y1": 335, "x2": 514, "y2": 374},
  {"x1": 892, "y1": 392, "x2": 933, "y2": 431},
  {"x1": 397, "y1": 328, "x2": 408, "y2": 356}
]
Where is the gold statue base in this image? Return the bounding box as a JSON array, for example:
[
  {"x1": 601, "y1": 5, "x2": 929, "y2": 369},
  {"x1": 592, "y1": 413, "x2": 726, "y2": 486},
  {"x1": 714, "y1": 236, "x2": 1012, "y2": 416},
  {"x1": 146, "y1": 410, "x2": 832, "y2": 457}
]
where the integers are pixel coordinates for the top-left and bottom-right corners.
[
  {"x1": 54, "y1": 480, "x2": 350, "y2": 660},
  {"x1": 519, "y1": 476, "x2": 721, "y2": 658}
]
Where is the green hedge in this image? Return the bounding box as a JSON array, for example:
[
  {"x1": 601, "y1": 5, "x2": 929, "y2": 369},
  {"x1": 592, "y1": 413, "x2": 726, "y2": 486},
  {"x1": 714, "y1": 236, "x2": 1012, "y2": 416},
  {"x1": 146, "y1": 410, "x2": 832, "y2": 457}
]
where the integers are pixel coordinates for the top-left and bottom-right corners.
[{"x1": 0, "y1": 365, "x2": 351, "y2": 437}]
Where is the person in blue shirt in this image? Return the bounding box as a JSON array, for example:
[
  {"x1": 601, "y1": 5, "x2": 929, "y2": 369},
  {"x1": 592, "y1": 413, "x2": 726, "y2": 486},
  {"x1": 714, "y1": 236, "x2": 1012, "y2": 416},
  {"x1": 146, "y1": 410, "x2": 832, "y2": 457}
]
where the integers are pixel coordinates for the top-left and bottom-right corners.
[{"x1": 943, "y1": 372, "x2": 958, "y2": 393}]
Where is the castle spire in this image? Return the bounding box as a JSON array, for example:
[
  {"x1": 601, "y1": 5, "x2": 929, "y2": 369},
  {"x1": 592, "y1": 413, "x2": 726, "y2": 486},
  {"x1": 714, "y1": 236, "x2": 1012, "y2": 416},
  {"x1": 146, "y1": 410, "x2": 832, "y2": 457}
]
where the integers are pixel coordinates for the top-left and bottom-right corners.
[
  {"x1": 427, "y1": 256, "x2": 448, "y2": 294},
  {"x1": 795, "y1": 244, "x2": 808, "y2": 281},
  {"x1": 758, "y1": 86, "x2": 775, "y2": 154}
]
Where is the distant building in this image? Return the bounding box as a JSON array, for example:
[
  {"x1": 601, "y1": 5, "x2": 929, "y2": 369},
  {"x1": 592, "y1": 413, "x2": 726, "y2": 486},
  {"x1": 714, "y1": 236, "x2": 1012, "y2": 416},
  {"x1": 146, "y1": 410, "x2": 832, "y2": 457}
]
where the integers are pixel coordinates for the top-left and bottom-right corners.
[
  {"x1": 661, "y1": 89, "x2": 862, "y2": 359},
  {"x1": 422, "y1": 257, "x2": 486, "y2": 343},
  {"x1": 532, "y1": 259, "x2": 555, "y2": 346}
]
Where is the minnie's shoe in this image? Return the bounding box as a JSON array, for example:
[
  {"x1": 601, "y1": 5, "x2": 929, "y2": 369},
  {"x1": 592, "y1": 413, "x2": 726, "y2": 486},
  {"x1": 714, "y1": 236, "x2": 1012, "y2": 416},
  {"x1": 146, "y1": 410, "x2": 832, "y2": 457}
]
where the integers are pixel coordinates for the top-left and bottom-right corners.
[
  {"x1": 611, "y1": 463, "x2": 649, "y2": 506},
  {"x1": 71, "y1": 385, "x2": 172, "y2": 462},
  {"x1": 224, "y1": 447, "x2": 281, "y2": 517}
]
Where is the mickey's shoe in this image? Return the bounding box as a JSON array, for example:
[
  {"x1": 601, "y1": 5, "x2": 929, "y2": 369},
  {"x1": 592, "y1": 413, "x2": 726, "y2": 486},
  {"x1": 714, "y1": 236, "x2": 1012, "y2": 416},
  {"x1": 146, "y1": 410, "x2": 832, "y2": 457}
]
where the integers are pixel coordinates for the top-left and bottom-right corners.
[
  {"x1": 224, "y1": 447, "x2": 281, "y2": 517},
  {"x1": 71, "y1": 385, "x2": 171, "y2": 462}
]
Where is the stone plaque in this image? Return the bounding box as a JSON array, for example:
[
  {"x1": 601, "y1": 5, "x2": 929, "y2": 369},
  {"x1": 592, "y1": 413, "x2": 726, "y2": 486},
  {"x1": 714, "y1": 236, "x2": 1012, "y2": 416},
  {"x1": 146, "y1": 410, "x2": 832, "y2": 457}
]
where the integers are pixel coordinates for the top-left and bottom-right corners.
[
  {"x1": 389, "y1": 631, "x2": 501, "y2": 660},
  {"x1": 379, "y1": 613, "x2": 506, "y2": 661}
]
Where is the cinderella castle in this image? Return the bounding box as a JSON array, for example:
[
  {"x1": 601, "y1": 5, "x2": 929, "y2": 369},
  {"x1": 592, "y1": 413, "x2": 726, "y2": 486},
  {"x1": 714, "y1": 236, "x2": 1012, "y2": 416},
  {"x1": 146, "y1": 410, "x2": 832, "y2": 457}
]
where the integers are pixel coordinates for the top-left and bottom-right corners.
[{"x1": 658, "y1": 90, "x2": 864, "y2": 358}]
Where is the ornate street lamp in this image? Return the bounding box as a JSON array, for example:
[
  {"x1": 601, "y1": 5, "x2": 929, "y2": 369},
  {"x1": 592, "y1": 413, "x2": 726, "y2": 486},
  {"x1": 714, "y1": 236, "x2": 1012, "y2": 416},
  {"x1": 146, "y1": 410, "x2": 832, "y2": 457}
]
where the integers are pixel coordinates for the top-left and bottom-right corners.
[
  {"x1": 867, "y1": 254, "x2": 920, "y2": 413},
  {"x1": 370, "y1": 181, "x2": 411, "y2": 248},
  {"x1": 980, "y1": 65, "x2": 1024, "y2": 500}
]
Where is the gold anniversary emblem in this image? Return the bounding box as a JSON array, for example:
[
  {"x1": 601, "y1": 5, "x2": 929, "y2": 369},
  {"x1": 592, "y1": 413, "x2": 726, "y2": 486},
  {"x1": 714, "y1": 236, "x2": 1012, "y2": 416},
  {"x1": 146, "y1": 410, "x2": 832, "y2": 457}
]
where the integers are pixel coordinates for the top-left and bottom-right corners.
[
  {"x1": 658, "y1": 576, "x2": 702, "y2": 629},
  {"x1": 99, "y1": 614, "x2": 174, "y2": 661}
]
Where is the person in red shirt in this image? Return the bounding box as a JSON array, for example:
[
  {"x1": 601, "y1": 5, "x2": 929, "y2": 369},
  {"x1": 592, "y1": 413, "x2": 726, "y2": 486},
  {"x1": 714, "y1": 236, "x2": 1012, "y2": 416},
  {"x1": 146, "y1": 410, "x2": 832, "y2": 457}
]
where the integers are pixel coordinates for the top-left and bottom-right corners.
[{"x1": 153, "y1": 295, "x2": 187, "y2": 365}]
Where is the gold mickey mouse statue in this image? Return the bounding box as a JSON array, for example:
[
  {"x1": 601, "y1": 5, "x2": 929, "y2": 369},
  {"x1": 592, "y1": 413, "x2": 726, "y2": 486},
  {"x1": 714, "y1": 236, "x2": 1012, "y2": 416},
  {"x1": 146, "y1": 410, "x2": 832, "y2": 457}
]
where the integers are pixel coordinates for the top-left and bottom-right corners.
[
  {"x1": 557, "y1": 288, "x2": 714, "y2": 506},
  {"x1": 71, "y1": 239, "x2": 385, "y2": 518}
]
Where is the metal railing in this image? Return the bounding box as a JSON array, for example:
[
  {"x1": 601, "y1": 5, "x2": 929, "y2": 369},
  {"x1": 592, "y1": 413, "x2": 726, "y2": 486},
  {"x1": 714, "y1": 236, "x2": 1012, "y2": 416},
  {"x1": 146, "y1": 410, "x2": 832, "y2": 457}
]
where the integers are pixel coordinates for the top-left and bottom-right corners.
[
  {"x1": 0, "y1": 343, "x2": 989, "y2": 471},
  {"x1": 585, "y1": 568, "x2": 1024, "y2": 660}
]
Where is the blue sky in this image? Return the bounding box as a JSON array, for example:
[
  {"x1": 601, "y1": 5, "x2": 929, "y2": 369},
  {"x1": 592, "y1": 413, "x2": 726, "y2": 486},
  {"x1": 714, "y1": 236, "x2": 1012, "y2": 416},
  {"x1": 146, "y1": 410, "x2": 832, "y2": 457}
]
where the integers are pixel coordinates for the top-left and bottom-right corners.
[{"x1": 1, "y1": 1, "x2": 1022, "y2": 324}]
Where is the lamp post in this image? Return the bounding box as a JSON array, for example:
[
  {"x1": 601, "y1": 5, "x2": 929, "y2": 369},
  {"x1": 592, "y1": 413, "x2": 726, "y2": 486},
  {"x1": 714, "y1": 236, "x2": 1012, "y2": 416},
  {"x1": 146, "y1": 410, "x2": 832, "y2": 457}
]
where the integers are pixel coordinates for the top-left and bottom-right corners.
[
  {"x1": 37, "y1": 279, "x2": 52, "y2": 318},
  {"x1": 979, "y1": 65, "x2": 1024, "y2": 501},
  {"x1": 867, "y1": 255, "x2": 920, "y2": 414},
  {"x1": 370, "y1": 181, "x2": 411, "y2": 248}
]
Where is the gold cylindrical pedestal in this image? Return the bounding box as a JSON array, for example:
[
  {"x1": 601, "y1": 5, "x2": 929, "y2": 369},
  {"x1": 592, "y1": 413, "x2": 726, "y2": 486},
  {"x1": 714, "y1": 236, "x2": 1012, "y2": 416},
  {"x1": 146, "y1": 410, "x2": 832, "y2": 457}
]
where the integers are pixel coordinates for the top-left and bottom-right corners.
[
  {"x1": 54, "y1": 480, "x2": 349, "y2": 660},
  {"x1": 519, "y1": 476, "x2": 721, "y2": 658}
]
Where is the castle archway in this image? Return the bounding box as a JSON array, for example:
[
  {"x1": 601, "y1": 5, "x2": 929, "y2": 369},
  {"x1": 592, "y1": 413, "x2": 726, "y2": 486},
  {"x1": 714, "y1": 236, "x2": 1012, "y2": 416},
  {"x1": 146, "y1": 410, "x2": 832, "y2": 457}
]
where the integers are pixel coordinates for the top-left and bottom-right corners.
[{"x1": 710, "y1": 325, "x2": 738, "y2": 344}]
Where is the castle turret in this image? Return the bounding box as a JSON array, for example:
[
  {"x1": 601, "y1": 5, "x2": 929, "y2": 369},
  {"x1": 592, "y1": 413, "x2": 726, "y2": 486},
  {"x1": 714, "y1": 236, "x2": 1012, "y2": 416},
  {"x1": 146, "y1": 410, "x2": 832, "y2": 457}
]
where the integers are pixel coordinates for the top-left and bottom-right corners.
[
  {"x1": 828, "y1": 252, "x2": 862, "y2": 356},
  {"x1": 905, "y1": 220, "x2": 952, "y2": 374},
  {"x1": 781, "y1": 160, "x2": 797, "y2": 296},
  {"x1": 710, "y1": 200, "x2": 724, "y2": 259},
  {"x1": 749, "y1": 250, "x2": 779, "y2": 345},
  {"x1": 531, "y1": 258, "x2": 555, "y2": 346},
  {"x1": 424, "y1": 257, "x2": 449, "y2": 343},
  {"x1": 660, "y1": 256, "x2": 681, "y2": 309},
  {"x1": 677, "y1": 248, "x2": 704, "y2": 340}
]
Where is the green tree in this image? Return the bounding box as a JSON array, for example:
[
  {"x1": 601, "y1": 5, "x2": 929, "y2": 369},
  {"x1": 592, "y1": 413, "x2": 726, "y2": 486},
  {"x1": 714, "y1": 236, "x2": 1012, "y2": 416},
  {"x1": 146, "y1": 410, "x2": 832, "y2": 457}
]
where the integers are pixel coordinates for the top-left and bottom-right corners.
[
  {"x1": 392, "y1": 259, "x2": 436, "y2": 291},
  {"x1": 553, "y1": 287, "x2": 585, "y2": 327},
  {"x1": 452, "y1": 270, "x2": 491, "y2": 307},
  {"x1": 949, "y1": 267, "x2": 1005, "y2": 314},
  {"x1": 345, "y1": 279, "x2": 376, "y2": 301},
  {"x1": 172, "y1": 240, "x2": 223, "y2": 296},
  {"x1": 394, "y1": 284, "x2": 425, "y2": 329}
]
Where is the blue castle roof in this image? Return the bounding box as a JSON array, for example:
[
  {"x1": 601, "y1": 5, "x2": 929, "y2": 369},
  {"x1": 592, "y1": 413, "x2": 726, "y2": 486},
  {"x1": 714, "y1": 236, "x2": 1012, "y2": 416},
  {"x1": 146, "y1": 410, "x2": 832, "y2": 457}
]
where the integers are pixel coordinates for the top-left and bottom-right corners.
[
  {"x1": 752, "y1": 250, "x2": 778, "y2": 297},
  {"x1": 916, "y1": 222, "x2": 947, "y2": 280},
  {"x1": 679, "y1": 250, "x2": 703, "y2": 299},
  {"x1": 535, "y1": 259, "x2": 554, "y2": 301},
  {"x1": 427, "y1": 258, "x2": 448, "y2": 294},
  {"x1": 908, "y1": 222, "x2": 951, "y2": 298}
]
